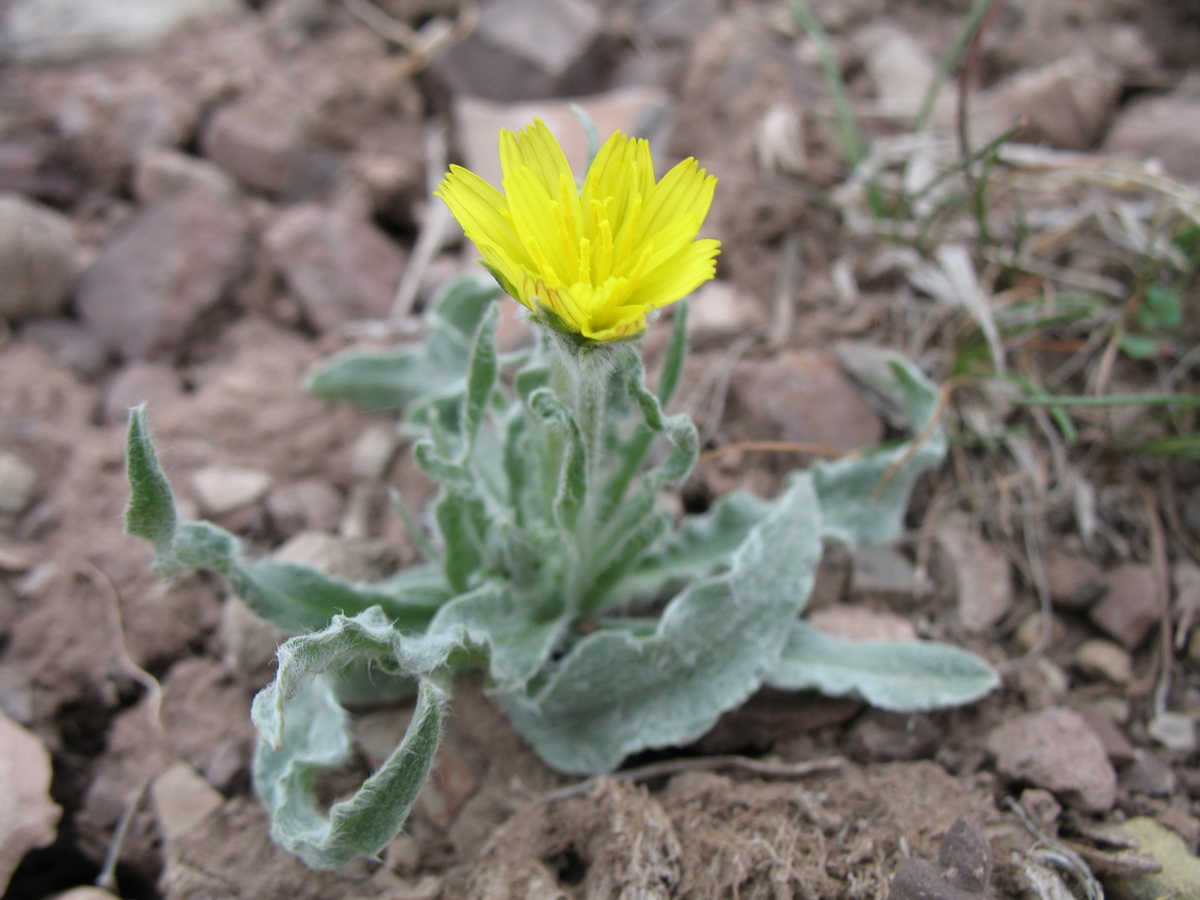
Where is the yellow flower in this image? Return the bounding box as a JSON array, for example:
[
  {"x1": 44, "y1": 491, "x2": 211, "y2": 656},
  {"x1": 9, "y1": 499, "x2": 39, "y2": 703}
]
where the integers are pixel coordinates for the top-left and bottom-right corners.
[{"x1": 436, "y1": 120, "x2": 720, "y2": 342}]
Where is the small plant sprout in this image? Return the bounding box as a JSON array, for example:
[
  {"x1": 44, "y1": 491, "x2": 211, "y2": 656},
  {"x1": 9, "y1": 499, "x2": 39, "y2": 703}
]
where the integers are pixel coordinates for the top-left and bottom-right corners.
[{"x1": 125, "y1": 119, "x2": 999, "y2": 869}]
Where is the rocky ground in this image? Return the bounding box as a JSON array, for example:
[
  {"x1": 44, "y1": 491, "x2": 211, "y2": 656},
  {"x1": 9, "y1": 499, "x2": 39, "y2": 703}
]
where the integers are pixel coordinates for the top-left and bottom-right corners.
[{"x1": 1, "y1": 0, "x2": 1199, "y2": 898}]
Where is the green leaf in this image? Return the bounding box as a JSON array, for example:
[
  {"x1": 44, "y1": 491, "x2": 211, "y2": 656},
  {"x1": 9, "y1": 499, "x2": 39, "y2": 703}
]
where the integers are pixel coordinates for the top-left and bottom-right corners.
[
  {"x1": 766, "y1": 621, "x2": 999, "y2": 710},
  {"x1": 460, "y1": 304, "x2": 499, "y2": 456},
  {"x1": 503, "y1": 476, "x2": 823, "y2": 774},
  {"x1": 434, "y1": 489, "x2": 488, "y2": 593},
  {"x1": 656, "y1": 299, "x2": 689, "y2": 408},
  {"x1": 124, "y1": 405, "x2": 179, "y2": 560},
  {"x1": 1119, "y1": 333, "x2": 1159, "y2": 361},
  {"x1": 252, "y1": 609, "x2": 449, "y2": 868}
]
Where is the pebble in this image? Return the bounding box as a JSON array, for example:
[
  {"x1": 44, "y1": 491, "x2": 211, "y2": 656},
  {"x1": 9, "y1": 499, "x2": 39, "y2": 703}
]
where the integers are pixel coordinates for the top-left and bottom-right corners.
[
  {"x1": 0, "y1": 710, "x2": 60, "y2": 893},
  {"x1": 76, "y1": 187, "x2": 250, "y2": 360},
  {"x1": 850, "y1": 545, "x2": 918, "y2": 605},
  {"x1": 728, "y1": 350, "x2": 885, "y2": 452},
  {"x1": 1102, "y1": 85, "x2": 1200, "y2": 183},
  {"x1": 132, "y1": 147, "x2": 237, "y2": 205},
  {"x1": 1043, "y1": 546, "x2": 1106, "y2": 611},
  {"x1": 933, "y1": 514, "x2": 1014, "y2": 634},
  {"x1": 49, "y1": 890, "x2": 122, "y2": 900},
  {"x1": 3, "y1": 0, "x2": 243, "y2": 63},
  {"x1": 190, "y1": 465, "x2": 272, "y2": 516},
  {"x1": 886, "y1": 817, "x2": 992, "y2": 900},
  {"x1": 1109, "y1": 817, "x2": 1200, "y2": 900},
  {"x1": 264, "y1": 204, "x2": 406, "y2": 333},
  {"x1": 1075, "y1": 638, "x2": 1133, "y2": 685},
  {"x1": 0, "y1": 192, "x2": 78, "y2": 320},
  {"x1": 349, "y1": 425, "x2": 400, "y2": 481},
  {"x1": 846, "y1": 710, "x2": 941, "y2": 763},
  {"x1": 0, "y1": 452, "x2": 37, "y2": 514},
  {"x1": 18, "y1": 318, "x2": 109, "y2": 377},
  {"x1": 1089, "y1": 564, "x2": 1160, "y2": 650},
  {"x1": 102, "y1": 361, "x2": 185, "y2": 425},
  {"x1": 1014, "y1": 612, "x2": 1064, "y2": 653},
  {"x1": 220, "y1": 594, "x2": 285, "y2": 687},
  {"x1": 264, "y1": 478, "x2": 343, "y2": 536},
  {"x1": 1076, "y1": 706, "x2": 1135, "y2": 767},
  {"x1": 987, "y1": 707, "x2": 1117, "y2": 814},
  {"x1": 686, "y1": 279, "x2": 766, "y2": 344},
  {"x1": 1119, "y1": 749, "x2": 1176, "y2": 797},
  {"x1": 806, "y1": 605, "x2": 918, "y2": 643},
  {"x1": 1147, "y1": 712, "x2": 1196, "y2": 754}
]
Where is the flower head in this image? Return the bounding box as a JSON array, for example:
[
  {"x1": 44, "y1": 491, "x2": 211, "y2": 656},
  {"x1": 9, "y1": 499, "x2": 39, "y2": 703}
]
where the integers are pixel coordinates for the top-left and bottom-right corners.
[{"x1": 436, "y1": 120, "x2": 720, "y2": 342}]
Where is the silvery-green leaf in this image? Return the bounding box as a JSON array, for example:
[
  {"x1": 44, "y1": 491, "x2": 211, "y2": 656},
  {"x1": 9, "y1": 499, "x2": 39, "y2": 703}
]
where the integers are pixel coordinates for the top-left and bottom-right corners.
[
  {"x1": 766, "y1": 621, "x2": 1000, "y2": 710},
  {"x1": 460, "y1": 305, "x2": 498, "y2": 456},
  {"x1": 811, "y1": 357, "x2": 946, "y2": 548},
  {"x1": 503, "y1": 475, "x2": 822, "y2": 774},
  {"x1": 307, "y1": 276, "x2": 498, "y2": 417},
  {"x1": 656, "y1": 298, "x2": 688, "y2": 408},
  {"x1": 125, "y1": 409, "x2": 450, "y2": 633},
  {"x1": 428, "y1": 582, "x2": 570, "y2": 690},
  {"x1": 253, "y1": 674, "x2": 445, "y2": 869}
]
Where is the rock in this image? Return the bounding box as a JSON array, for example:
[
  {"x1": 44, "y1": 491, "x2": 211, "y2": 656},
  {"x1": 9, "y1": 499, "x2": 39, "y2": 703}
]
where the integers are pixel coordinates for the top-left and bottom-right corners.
[
  {"x1": 860, "y1": 24, "x2": 951, "y2": 126},
  {"x1": 1075, "y1": 639, "x2": 1133, "y2": 686},
  {"x1": 988, "y1": 707, "x2": 1117, "y2": 814},
  {"x1": 1147, "y1": 712, "x2": 1196, "y2": 754},
  {"x1": 0, "y1": 453, "x2": 38, "y2": 514},
  {"x1": 349, "y1": 425, "x2": 400, "y2": 481},
  {"x1": 0, "y1": 193, "x2": 78, "y2": 320},
  {"x1": 806, "y1": 605, "x2": 918, "y2": 642},
  {"x1": 933, "y1": 515, "x2": 1014, "y2": 634},
  {"x1": 102, "y1": 361, "x2": 186, "y2": 425},
  {"x1": 0, "y1": 710, "x2": 61, "y2": 893},
  {"x1": 1044, "y1": 546, "x2": 1106, "y2": 610},
  {"x1": 975, "y1": 52, "x2": 1123, "y2": 150},
  {"x1": 190, "y1": 465, "x2": 272, "y2": 516},
  {"x1": 18, "y1": 318, "x2": 109, "y2": 377},
  {"x1": 3, "y1": 0, "x2": 243, "y2": 63},
  {"x1": 264, "y1": 478, "x2": 343, "y2": 536},
  {"x1": 265, "y1": 204, "x2": 406, "y2": 332},
  {"x1": 1102, "y1": 84, "x2": 1200, "y2": 182},
  {"x1": 201, "y1": 84, "x2": 337, "y2": 198},
  {"x1": 50, "y1": 889, "x2": 122, "y2": 900},
  {"x1": 432, "y1": 0, "x2": 606, "y2": 100},
  {"x1": 727, "y1": 350, "x2": 884, "y2": 452},
  {"x1": 272, "y1": 530, "x2": 397, "y2": 583},
  {"x1": 76, "y1": 188, "x2": 249, "y2": 360},
  {"x1": 846, "y1": 710, "x2": 941, "y2": 763},
  {"x1": 220, "y1": 595, "x2": 285, "y2": 688},
  {"x1": 133, "y1": 147, "x2": 237, "y2": 204},
  {"x1": 1109, "y1": 817, "x2": 1200, "y2": 900},
  {"x1": 850, "y1": 545, "x2": 919, "y2": 605},
  {"x1": 451, "y1": 87, "x2": 672, "y2": 189},
  {"x1": 1089, "y1": 564, "x2": 1160, "y2": 650},
  {"x1": 1076, "y1": 706, "x2": 1135, "y2": 767},
  {"x1": 887, "y1": 817, "x2": 992, "y2": 900},
  {"x1": 1119, "y1": 749, "x2": 1176, "y2": 797},
  {"x1": 1014, "y1": 612, "x2": 1065, "y2": 653},
  {"x1": 152, "y1": 761, "x2": 224, "y2": 847},
  {"x1": 686, "y1": 279, "x2": 766, "y2": 344}
]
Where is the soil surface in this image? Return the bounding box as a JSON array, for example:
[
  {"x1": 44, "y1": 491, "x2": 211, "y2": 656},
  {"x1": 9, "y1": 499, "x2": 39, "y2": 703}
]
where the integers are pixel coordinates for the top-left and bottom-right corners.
[{"x1": 2, "y1": 1, "x2": 1199, "y2": 899}]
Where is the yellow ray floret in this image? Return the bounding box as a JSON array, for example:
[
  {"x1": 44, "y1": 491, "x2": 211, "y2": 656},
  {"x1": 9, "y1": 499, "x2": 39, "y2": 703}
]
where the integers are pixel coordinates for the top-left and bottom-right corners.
[{"x1": 436, "y1": 119, "x2": 720, "y2": 342}]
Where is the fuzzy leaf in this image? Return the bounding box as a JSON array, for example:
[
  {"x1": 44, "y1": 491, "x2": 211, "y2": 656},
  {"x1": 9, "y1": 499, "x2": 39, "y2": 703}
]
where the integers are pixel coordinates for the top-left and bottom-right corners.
[
  {"x1": 766, "y1": 621, "x2": 1000, "y2": 710},
  {"x1": 124, "y1": 405, "x2": 179, "y2": 560},
  {"x1": 460, "y1": 304, "x2": 499, "y2": 455},
  {"x1": 503, "y1": 476, "x2": 823, "y2": 774}
]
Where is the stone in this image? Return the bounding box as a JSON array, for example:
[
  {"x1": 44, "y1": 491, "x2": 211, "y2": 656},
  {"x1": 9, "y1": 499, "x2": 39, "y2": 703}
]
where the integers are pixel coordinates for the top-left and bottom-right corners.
[
  {"x1": 850, "y1": 544, "x2": 919, "y2": 604},
  {"x1": 432, "y1": 0, "x2": 605, "y2": 100},
  {"x1": 1147, "y1": 712, "x2": 1196, "y2": 754},
  {"x1": 3, "y1": 0, "x2": 244, "y2": 62},
  {"x1": 190, "y1": 465, "x2": 272, "y2": 516},
  {"x1": 1076, "y1": 706, "x2": 1135, "y2": 767},
  {"x1": 1014, "y1": 612, "x2": 1065, "y2": 653},
  {"x1": 1119, "y1": 749, "x2": 1176, "y2": 797},
  {"x1": 349, "y1": 425, "x2": 400, "y2": 481},
  {"x1": 272, "y1": 530, "x2": 397, "y2": 583},
  {"x1": 987, "y1": 707, "x2": 1117, "y2": 814},
  {"x1": 887, "y1": 817, "x2": 992, "y2": 900},
  {"x1": 933, "y1": 515, "x2": 1014, "y2": 634},
  {"x1": 51, "y1": 890, "x2": 122, "y2": 900},
  {"x1": 264, "y1": 478, "x2": 343, "y2": 537},
  {"x1": 728, "y1": 350, "x2": 884, "y2": 452},
  {"x1": 1102, "y1": 84, "x2": 1200, "y2": 183},
  {"x1": 1075, "y1": 639, "x2": 1133, "y2": 685},
  {"x1": 1044, "y1": 546, "x2": 1106, "y2": 610},
  {"x1": 102, "y1": 361, "x2": 186, "y2": 425},
  {"x1": 0, "y1": 453, "x2": 38, "y2": 514},
  {"x1": 265, "y1": 204, "x2": 406, "y2": 332},
  {"x1": 0, "y1": 193, "x2": 77, "y2": 320},
  {"x1": 152, "y1": 761, "x2": 224, "y2": 847},
  {"x1": 220, "y1": 595, "x2": 285, "y2": 688},
  {"x1": 202, "y1": 85, "x2": 337, "y2": 198},
  {"x1": 686, "y1": 279, "x2": 766, "y2": 344},
  {"x1": 846, "y1": 710, "x2": 941, "y2": 763},
  {"x1": 18, "y1": 318, "x2": 109, "y2": 377},
  {"x1": 806, "y1": 605, "x2": 918, "y2": 642},
  {"x1": 974, "y1": 52, "x2": 1123, "y2": 150},
  {"x1": 0, "y1": 710, "x2": 61, "y2": 893},
  {"x1": 1089, "y1": 564, "x2": 1160, "y2": 650},
  {"x1": 1109, "y1": 817, "x2": 1200, "y2": 900},
  {"x1": 76, "y1": 188, "x2": 249, "y2": 360},
  {"x1": 860, "y1": 24, "x2": 951, "y2": 126},
  {"x1": 133, "y1": 147, "x2": 237, "y2": 205}
]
